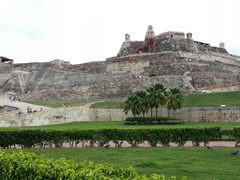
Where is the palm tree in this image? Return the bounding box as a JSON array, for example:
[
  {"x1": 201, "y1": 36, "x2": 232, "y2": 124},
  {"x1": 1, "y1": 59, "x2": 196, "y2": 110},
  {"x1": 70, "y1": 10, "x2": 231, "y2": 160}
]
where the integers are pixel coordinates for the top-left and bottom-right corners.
[
  {"x1": 123, "y1": 95, "x2": 140, "y2": 117},
  {"x1": 147, "y1": 87, "x2": 156, "y2": 117},
  {"x1": 151, "y1": 84, "x2": 167, "y2": 117},
  {"x1": 166, "y1": 88, "x2": 183, "y2": 117},
  {"x1": 135, "y1": 90, "x2": 149, "y2": 117}
]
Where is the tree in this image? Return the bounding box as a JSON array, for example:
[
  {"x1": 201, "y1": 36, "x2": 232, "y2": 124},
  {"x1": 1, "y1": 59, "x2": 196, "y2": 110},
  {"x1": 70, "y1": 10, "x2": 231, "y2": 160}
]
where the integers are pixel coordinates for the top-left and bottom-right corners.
[
  {"x1": 135, "y1": 90, "x2": 149, "y2": 117},
  {"x1": 124, "y1": 84, "x2": 183, "y2": 118},
  {"x1": 147, "y1": 87, "x2": 156, "y2": 117},
  {"x1": 151, "y1": 84, "x2": 167, "y2": 117},
  {"x1": 166, "y1": 88, "x2": 183, "y2": 117},
  {"x1": 123, "y1": 95, "x2": 139, "y2": 117}
]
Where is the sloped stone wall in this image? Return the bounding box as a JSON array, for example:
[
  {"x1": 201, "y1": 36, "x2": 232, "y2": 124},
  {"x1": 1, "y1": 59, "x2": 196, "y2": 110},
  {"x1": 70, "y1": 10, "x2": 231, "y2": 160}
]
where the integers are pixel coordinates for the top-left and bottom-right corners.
[{"x1": 1, "y1": 51, "x2": 240, "y2": 101}]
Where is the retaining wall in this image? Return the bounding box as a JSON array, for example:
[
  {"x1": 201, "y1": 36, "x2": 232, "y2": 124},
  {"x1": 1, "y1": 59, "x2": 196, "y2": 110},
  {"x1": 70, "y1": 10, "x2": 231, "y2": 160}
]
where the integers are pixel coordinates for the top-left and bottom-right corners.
[{"x1": 1, "y1": 106, "x2": 240, "y2": 127}]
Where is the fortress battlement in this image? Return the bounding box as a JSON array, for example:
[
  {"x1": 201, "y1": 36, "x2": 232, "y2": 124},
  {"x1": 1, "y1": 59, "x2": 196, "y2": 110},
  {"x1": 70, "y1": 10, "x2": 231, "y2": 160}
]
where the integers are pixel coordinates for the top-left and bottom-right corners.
[{"x1": 117, "y1": 25, "x2": 228, "y2": 58}]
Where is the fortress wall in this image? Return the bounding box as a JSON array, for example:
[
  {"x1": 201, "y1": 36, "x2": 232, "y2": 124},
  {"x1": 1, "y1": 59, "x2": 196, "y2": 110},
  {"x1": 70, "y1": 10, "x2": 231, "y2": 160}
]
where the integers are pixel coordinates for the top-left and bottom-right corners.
[
  {"x1": 195, "y1": 43, "x2": 228, "y2": 54},
  {"x1": 107, "y1": 52, "x2": 176, "y2": 62},
  {"x1": 2, "y1": 51, "x2": 240, "y2": 101},
  {"x1": 106, "y1": 53, "x2": 176, "y2": 74},
  {"x1": 13, "y1": 62, "x2": 52, "y2": 71},
  {"x1": 179, "y1": 51, "x2": 240, "y2": 66},
  {"x1": 170, "y1": 106, "x2": 240, "y2": 122},
  {"x1": 89, "y1": 106, "x2": 240, "y2": 123},
  {"x1": 106, "y1": 60, "x2": 149, "y2": 74},
  {"x1": 72, "y1": 61, "x2": 106, "y2": 74},
  {"x1": 1, "y1": 106, "x2": 240, "y2": 127},
  {"x1": 0, "y1": 64, "x2": 12, "y2": 88}
]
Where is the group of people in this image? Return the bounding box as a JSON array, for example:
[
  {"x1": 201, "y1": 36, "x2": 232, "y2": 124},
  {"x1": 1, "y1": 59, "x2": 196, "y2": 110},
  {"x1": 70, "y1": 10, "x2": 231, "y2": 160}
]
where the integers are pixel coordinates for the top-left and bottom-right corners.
[
  {"x1": 16, "y1": 107, "x2": 43, "y2": 115},
  {"x1": 27, "y1": 106, "x2": 43, "y2": 113}
]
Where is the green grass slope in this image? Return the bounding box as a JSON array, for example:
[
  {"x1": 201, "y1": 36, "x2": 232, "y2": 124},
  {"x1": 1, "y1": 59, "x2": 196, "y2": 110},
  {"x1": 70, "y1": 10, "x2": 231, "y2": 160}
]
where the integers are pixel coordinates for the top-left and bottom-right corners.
[
  {"x1": 91, "y1": 91, "x2": 240, "y2": 109},
  {"x1": 183, "y1": 91, "x2": 240, "y2": 107},
  {"x1": 23, "y1": 100, "x2": 95, "y2": 108},
  {"x1": 26, "y1": 147, "x2": 240, "y2": 180},
  {"x1": 23, "y1": 91, "x2": 240, "y2": 109}
]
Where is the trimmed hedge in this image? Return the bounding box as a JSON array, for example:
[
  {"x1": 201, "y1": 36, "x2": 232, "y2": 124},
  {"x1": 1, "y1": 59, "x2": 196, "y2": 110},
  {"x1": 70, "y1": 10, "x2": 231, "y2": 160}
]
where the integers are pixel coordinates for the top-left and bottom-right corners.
[
  {"x1": 0, "y1": 150, "x2": 183, "y2": 180},
  {"x1": 124, "y1": 117, "x2": 184, "y2": 125},
  {"x1": 232, "y1": 128, "x2": 240, "y2": 139},
  {"x1": 0, "y1": 128, "x2": 222, "y2": 148}
]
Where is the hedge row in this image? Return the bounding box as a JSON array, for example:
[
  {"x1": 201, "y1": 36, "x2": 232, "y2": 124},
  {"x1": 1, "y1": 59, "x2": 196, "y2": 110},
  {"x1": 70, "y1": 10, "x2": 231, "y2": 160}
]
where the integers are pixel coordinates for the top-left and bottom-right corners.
[
  {"x1": 124, "y1": 117, "x2": 184, "y2": 125},
  {"x1": 0, "y1": 150, "x2": 184, "y2": 180},
  {"x1": 221, "y1": 128, "x2": 240, "y2": 140},
  {"x1": 0, "y1": 128, "x2": 222, "y2": 148}
]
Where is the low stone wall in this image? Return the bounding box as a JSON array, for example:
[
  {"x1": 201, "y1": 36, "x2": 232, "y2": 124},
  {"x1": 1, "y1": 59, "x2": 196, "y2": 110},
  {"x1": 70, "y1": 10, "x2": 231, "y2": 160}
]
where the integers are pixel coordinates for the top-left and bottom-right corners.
[
  {"x1": 1, "y1": 106, "x2": 240, "y2": 127},
  {"x1": 169, "y1": 106, "x2": 240, "y2": 122},
  {"x1": 89, "y1": 109, "x2": 129, "y2": 122},
  {"x1": 90, "y1": 106, "x2": 240, "y2": 123}
]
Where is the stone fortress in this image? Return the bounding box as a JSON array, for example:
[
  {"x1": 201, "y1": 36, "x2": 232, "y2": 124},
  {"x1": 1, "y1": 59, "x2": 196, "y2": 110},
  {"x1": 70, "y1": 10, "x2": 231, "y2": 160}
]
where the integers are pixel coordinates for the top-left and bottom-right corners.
[
  {"x1": 1, "y1": 25, "x2": 240, "y2": 101},
  {"x1": 1, "y1": 25, "x2": 240, "y2": 127}
]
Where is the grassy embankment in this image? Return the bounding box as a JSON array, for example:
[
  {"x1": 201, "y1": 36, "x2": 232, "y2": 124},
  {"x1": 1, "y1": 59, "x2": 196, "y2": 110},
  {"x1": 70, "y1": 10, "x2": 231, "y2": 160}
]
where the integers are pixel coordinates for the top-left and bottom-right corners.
[
  {"x1": 23, "y1": 100, "x2": 95, "y2": 108},
  {"x1": 23, "y1": 91, "x2": 240, "y2": 109},
  {"x1": 91, "y1": 91, "x2": 240, "y2": 109},
  {"x1": 25, "y1": 147, "x2": 240, "y2": 180}
]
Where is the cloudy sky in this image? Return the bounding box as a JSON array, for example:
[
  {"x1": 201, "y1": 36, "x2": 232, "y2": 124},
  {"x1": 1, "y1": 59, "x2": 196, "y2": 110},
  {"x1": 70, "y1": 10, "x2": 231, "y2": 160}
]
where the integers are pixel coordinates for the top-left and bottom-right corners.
[{"x1": 0, "y1": 0, "x2": 239, "y2": 64}]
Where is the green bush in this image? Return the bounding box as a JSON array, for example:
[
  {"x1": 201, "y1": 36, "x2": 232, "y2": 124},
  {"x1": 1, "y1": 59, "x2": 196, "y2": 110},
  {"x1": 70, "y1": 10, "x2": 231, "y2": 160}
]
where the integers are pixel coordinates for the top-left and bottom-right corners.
[
  {"x1": 1, "y1": 150, "x2": 177, "y2": 179},
  {"x1": 232, "y1": 128, "x2": 240, "y2": 139},
  {"x1": 148, "y1": 73, "x2": 157, "y2": 77},
  {"x1": 0, "y1": 127, "x2": 222, "y2": 148},
  {"x1": 124, "y1": 117, "x2": 184, "y2": 125}
]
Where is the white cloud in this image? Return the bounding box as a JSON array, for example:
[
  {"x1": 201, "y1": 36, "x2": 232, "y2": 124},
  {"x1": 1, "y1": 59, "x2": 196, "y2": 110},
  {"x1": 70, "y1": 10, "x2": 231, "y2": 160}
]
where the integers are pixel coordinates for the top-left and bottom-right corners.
[{"x1": 0, "y1": 0, "x2": 239, "y2": 64}]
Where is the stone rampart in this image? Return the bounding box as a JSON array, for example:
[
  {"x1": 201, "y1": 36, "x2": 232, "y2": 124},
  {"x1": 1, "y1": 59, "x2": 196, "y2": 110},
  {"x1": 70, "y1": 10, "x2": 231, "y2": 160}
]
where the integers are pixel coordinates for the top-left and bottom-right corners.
[
  {"x1": 1, "y1": 105, "x2": 240, "y2": 127},
  {"x1": 90, "y1": 106, "x2": 240, "y2": 123},
  {"x1": 1, "y1": 50, "x2": 240, "y2": 101}
]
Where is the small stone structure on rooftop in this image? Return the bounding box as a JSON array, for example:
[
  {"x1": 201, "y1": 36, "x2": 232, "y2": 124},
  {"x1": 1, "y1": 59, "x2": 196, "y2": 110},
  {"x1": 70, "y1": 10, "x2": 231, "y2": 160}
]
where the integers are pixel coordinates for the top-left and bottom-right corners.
[{"x1": 117, "y1": 25, "x2": 228, "y2": 57}]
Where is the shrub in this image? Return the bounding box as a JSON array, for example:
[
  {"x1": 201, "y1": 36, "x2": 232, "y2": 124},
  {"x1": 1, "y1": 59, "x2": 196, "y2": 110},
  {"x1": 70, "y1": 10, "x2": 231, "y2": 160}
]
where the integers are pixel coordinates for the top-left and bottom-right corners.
[
  {"x1": 0, "y1": 127, "x2": 222, "y2": 148},
  {"x1": 0, "y1": 150, "x2": 182, "y2": 180},
  {"x1": 233, "y1": 128, "x2": 240, "y2": 138},
  {"x1": 124, "y1": 117, "x2": 184, "y2": 125},
  {"x1": 148, "y1": 73, "x2": 157, "y2": 77}
]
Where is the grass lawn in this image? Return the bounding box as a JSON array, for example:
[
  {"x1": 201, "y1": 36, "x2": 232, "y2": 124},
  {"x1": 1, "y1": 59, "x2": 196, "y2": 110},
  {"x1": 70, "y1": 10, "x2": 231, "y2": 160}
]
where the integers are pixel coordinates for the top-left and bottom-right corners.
[
  {"x1": 90, "y1": 101, "x2": 125, "y2": 109},
  {"x1": 183, "y1": 91, "x2": 240, "y2": 107},
  {"x1": 90, "y1": 91, "x2": 240, "y2": 109},
  {"x1": 25, "y1": 147, "x2": 240, "y2": 180},
  {"x1": 18, "y1": 121, "x2": 240, "y2": 130},
  {"x1": 22, "y1": 100, "x2": 95, "y2": 108},
  {"x1": 23, "y1": 91, "x2": 240, "y2": 109}
]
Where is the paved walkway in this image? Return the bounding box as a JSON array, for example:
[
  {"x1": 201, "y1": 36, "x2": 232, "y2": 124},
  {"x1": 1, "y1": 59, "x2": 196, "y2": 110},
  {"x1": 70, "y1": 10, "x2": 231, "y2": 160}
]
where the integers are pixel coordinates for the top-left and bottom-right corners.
[{"x1": 0, "y1": 96, "x2": 51, "y2": 113}]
